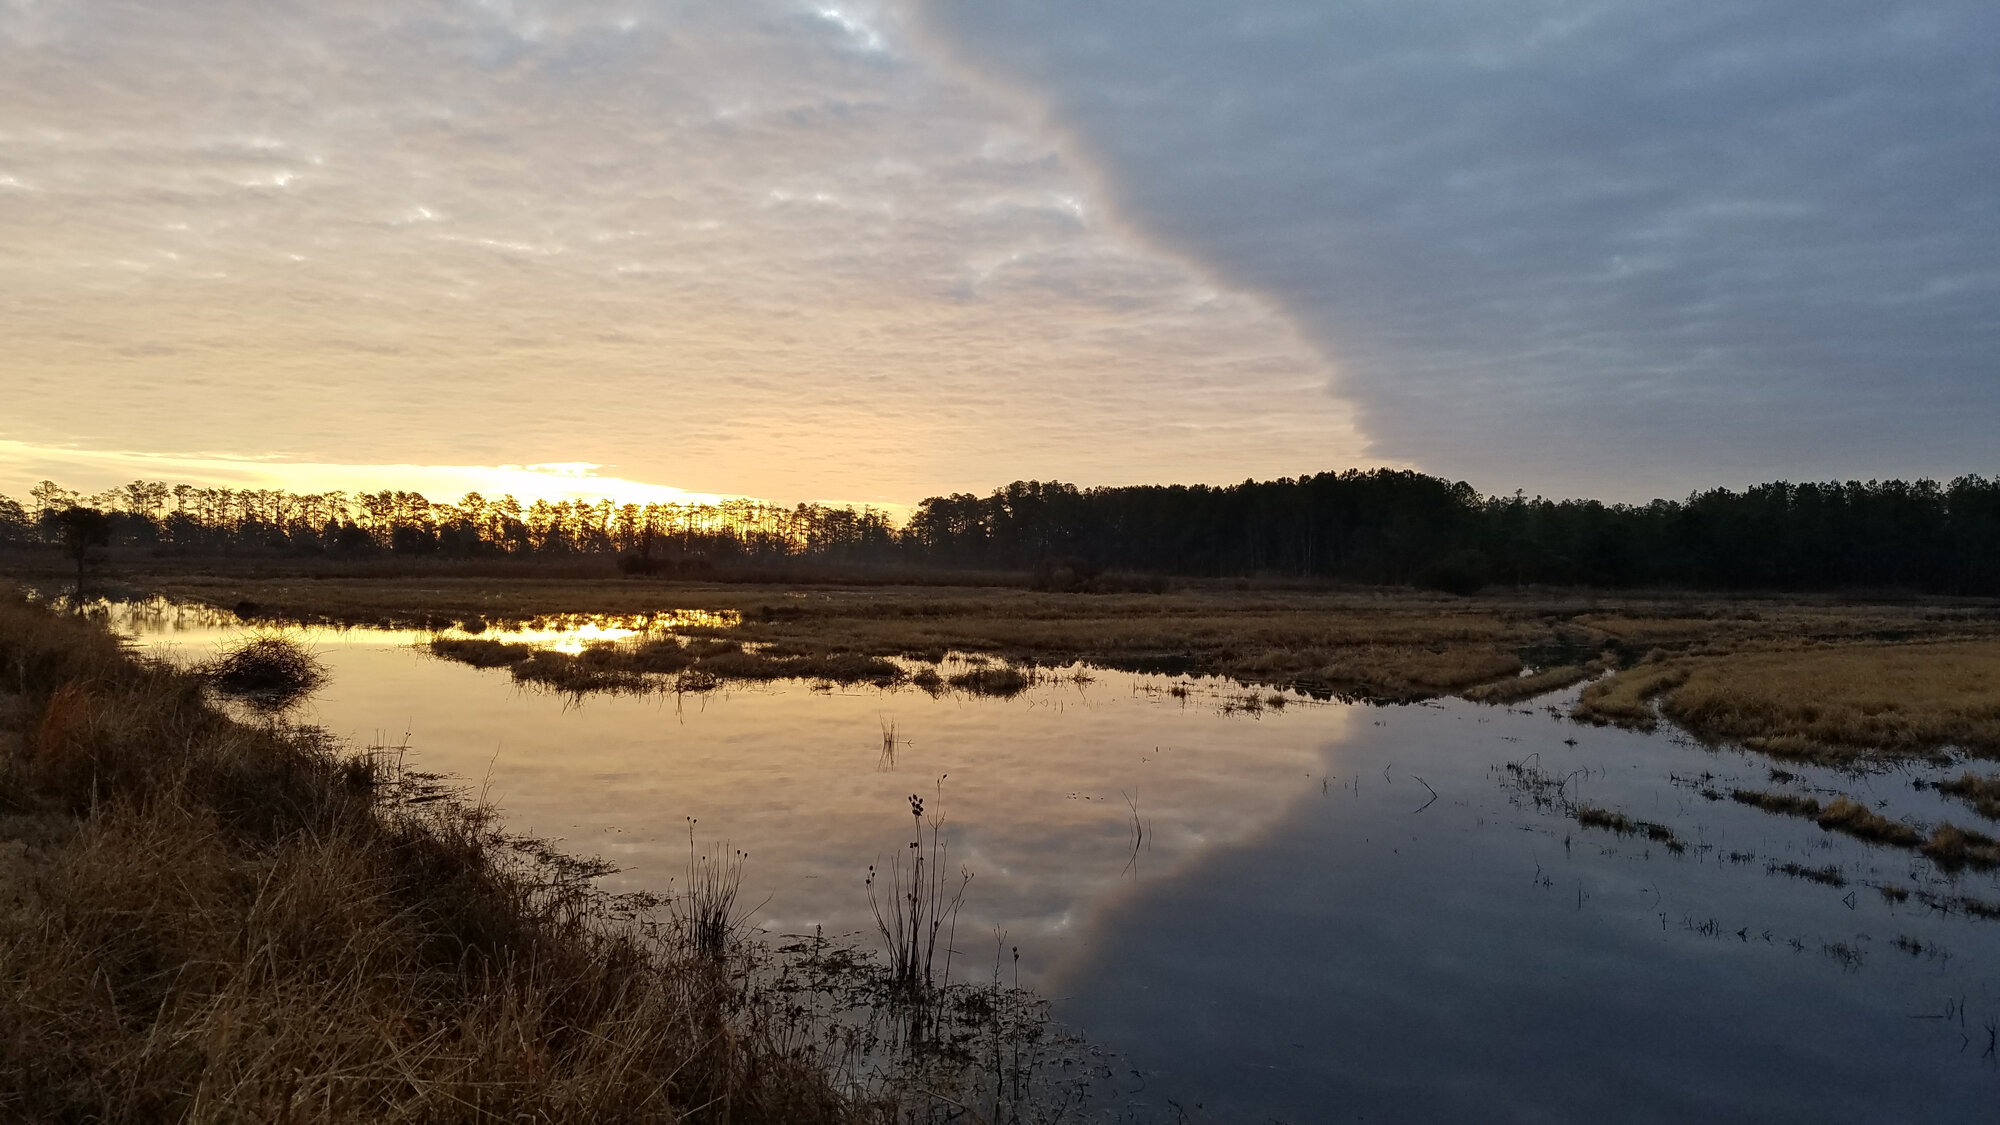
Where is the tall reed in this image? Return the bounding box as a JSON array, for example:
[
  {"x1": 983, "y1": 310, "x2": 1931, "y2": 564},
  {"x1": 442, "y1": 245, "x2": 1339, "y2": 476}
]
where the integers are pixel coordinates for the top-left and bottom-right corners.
[{"x1": 866, "y1": 787, "x2": 970, "y2": 1008}]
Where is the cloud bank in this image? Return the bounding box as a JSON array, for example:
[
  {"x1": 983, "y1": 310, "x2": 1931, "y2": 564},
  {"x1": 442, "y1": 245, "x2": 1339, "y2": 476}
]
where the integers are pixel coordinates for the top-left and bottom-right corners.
[{"x1": 915, "y1": 1, "x2": 2000, "y2": 498}]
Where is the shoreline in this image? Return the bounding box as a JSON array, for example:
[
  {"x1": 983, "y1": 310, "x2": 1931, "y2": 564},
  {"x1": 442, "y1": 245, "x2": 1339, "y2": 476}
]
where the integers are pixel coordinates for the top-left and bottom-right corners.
[{"x1": 0, "y1": 592, "x2": 1057, "y2": 1121}]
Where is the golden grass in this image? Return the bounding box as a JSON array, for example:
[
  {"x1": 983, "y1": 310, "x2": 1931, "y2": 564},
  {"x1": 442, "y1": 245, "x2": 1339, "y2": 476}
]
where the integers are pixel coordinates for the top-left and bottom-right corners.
[
  {"x1": 1461, "y1": 662, "x2": 1601, "y2": 705},
  {"x1": 1922, "y1": 823, "x2": 2000, "y2": 871},
  {"x1": 1657, "y1": 641, "x2": 2000, "y2": 763},
  {"x1": 1572, "y1": 659, "x2": 1690, "y2": 730},
  {"x1": 1814, "y1": 796, "x2": 1925, "y2": 848},
  {"x1": 1937, "y1": 771, "x2": 2000, "y2": 820},
  {"x1": 1729, "y1": 789, "x2": 1822, "y2": 818},
  {"x1": 0, "y1": 594, "x2": 881, "y2": 1123},
  {"x1": 1725, "y1": 785, "x2": 1999, "y2": 875}
]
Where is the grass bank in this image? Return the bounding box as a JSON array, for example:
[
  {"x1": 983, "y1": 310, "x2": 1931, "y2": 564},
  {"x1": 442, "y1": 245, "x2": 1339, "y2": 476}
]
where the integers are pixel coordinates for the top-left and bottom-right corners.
[
  {"x1": 1578, "y1": 641, "x2": 2000, "y2": 765},
  {"x1": 0, "y1": 593, "x2": 898, "y2": 1123}
]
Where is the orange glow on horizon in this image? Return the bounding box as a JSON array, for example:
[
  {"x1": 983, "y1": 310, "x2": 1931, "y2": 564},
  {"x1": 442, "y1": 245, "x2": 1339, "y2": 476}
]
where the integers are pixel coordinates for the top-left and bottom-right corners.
[{"x1": 0, "y1": 440, "x2": 917, "y2": 514}]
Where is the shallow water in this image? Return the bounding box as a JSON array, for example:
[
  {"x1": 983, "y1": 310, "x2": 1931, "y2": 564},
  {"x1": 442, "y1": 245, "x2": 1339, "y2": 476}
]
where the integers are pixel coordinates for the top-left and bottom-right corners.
[{"x1": 113, "y1": 601, "x2": 2000, "y2": 1122}]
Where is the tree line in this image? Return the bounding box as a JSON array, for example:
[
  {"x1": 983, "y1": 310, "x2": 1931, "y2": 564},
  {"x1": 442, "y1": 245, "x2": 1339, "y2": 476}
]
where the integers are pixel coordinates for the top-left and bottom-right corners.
[
  {"x1": 904, "y1": 472, "x2": 2000, "y2": 594},
  {"x1": 5, "y1": 469, "x2": 2000, "y2": 594},
  {"x1": 0, "y1": 480, "x2": 898, "y2": 571}
]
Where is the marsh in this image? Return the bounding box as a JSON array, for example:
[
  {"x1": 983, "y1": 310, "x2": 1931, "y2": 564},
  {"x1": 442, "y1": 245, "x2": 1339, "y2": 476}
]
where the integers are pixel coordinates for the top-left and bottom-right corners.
[{"x1": 99, "y1": 592, "x2": 2000, "y2": 1122}]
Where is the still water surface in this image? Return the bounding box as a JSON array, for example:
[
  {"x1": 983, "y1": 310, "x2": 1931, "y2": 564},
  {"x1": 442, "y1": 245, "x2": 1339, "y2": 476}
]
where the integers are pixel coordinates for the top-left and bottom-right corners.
[{"x1": 115, "y1": 602, "x2": 2000, "y2": 1122}]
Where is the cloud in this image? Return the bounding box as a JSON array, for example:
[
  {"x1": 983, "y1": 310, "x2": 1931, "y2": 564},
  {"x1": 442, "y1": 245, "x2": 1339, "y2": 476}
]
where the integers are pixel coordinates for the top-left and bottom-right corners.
[
  {"x1": 0, "y1": 0, "x2": 1374, "y2": 505},
  {"x1": 913, "y1": 1, "x2": 2000, "y2": 498}
]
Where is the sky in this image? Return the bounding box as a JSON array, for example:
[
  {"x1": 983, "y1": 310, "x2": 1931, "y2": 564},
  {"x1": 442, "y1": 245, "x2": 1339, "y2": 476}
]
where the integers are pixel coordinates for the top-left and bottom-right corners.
[{"x1": 3, "y1": 1, "x2": 1994, "y2": 507}]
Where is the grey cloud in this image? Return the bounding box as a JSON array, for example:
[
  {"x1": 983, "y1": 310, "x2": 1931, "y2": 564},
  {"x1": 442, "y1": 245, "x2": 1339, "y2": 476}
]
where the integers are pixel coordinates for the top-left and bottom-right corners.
[{"x1": 915, "y1": 0, "x2": 2000, "y2": 498}]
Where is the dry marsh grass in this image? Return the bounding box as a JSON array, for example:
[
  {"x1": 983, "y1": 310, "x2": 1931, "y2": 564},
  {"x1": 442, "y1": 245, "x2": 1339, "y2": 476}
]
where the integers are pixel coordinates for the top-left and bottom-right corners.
[
  {"x1": 427, "y1": 636, "x2": 905, "y2": 695},
  {"x1": 1572, "y1": 659, "x2": 1690, "y2": 730},
  {"x1": 1768, "y1": 861, "x2": 1847, "y2": 887},
  {"x1": 1573, "y1": 804, "x2": 1685, "y2": 850},
  {"x1": 1461, "y1": 661, "x2": 1599, "y2": 705},
  {"x1": 1814, "y1": 796, "x2": 1925, "y2": 848},
  {"x1": 1729, "y1": 787, "x2": 1983, "y2": 873},
  {"x1": 945, "y1": 664, "x2": 1032, "y2": 698},
  {"x1": 1729, "y1": 789, "x2": 1823, "y2": 818},
  {"x1": 427, "y1": 635, "x2": 533, "y2": 668},
  {"x1": 1658, "y1": 642, "x2": 2000, "y2": 764},
  {"x1": 1935, "y1": 771, "x2": 2000, "y2": 820},
  {"x1": 75, "y1": 568, "x2": 2000, "y2": 754},
  {"x1": 1922, "y1": 824, "x2": 2000, "y2": 871},
  {"x1": 197, "y1": 631, "x2": 328, "y2": 709},
  {"x1": 0, "y1": 593, "x2": 884, "y2": 1123}
]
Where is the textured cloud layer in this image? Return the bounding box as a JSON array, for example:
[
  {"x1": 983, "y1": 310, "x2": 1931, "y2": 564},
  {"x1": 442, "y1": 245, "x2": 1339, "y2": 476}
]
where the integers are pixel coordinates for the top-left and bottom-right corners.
[
  {"x1": 0, "y1": 0, "x2": 1369, "y2": 503},
  {"x1": 916, "y1": 1, "x2": 2000, "y2": 497}
]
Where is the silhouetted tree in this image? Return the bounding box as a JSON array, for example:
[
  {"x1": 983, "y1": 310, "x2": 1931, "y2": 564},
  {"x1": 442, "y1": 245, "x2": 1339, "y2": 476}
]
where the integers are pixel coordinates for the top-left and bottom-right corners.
[{"x1": 44, "y1": 505, "x2": 112, "y2": 594}]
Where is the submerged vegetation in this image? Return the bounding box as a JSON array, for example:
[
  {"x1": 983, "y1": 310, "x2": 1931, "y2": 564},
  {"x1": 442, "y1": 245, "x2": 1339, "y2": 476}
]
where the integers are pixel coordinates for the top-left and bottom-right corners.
[
  {"x1": 1933, "y1": 771, "x2": 2000, "y2": 821},
  {"x1": 1922, "y1": 824, "x2": 2000, "y2": 872},
  {"x1": 1729, "y1": 787, "x2": 1994, "y2": 873},
  {"x1": 1572, "y1": 804, "x2": 1687, "y2": 852},
  {"x1": 1814, "y1": 797, "x2": 1925, "y2": 849}
]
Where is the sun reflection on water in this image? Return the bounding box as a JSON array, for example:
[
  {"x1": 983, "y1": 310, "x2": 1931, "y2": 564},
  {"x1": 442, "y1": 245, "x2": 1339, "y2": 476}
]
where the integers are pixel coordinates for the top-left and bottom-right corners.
[{"x1": 70, "y1": 596, "x2": 742, "y2": 655}]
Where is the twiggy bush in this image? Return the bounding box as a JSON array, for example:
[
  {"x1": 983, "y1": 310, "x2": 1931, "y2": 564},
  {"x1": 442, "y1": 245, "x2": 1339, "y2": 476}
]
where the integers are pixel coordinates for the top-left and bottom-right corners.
[{"x1": 197, "y1": 632, "x2": 328, "y2": 709}]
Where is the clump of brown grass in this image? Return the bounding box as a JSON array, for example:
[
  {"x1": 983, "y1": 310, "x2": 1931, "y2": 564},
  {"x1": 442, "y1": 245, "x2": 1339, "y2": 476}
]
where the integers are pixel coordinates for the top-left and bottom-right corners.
[
  {"x1": 0, "y1": 592, "x2": 875, "y2": 1123},
  {"x1": 1768, "y1": 861, "x2": 1847, "y2": 887},
  {"x1": 1922, "y1": 823, "x2": 2000, "y2": 871},
  {"x1": 1815, "y1": 797, "x2": 1924, "y2": 848},
  {"x1": 946, "y1": 664, "x2": 1032, "y2": 698},
  {"x1": 696, "y1": 647, "x2": 902, "y2": 686},
  {"x1": 428, "y1": 636, "x2": 532, "y2": 668},
  {"x1": 510, "y1": 648, "x2": 655, "y2": 695},
  {"x1": 1730, "y1": 789, "x2": 1823, "y2": 818},
  {"x1": 1572, "y1": 804, "x2": 1685, "y2": 850},
  {"x1": 199, "y1": 632, "x2": 327, "y2": 709},
  {"x1": 1937, "y1": 771, "x2": 2000, "y2": 821}
]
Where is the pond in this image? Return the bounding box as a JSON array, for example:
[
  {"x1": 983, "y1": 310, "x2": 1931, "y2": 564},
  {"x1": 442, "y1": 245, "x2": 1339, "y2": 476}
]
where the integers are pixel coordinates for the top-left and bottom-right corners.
[{"x1": 111, "y1": 599, "x2": 2000, "y2": 1122}]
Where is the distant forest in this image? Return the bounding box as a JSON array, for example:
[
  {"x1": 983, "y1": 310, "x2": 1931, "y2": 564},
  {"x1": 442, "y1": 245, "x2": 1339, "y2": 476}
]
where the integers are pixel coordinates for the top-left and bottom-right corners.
[{"x1": 5, "y1": 471, "x2": 2000, "y2": 595}]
